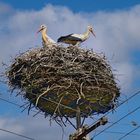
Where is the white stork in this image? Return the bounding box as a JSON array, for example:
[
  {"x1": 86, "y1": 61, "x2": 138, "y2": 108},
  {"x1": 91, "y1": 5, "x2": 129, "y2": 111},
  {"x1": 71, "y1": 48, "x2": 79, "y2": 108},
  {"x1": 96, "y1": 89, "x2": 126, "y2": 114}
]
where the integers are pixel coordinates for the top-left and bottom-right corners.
[
  {"x1": 37, "y1": 24, "x2": 56, "y2": 47},
  {"x1": 57, "y1": 25, "x2": 96, "y2": 46}
]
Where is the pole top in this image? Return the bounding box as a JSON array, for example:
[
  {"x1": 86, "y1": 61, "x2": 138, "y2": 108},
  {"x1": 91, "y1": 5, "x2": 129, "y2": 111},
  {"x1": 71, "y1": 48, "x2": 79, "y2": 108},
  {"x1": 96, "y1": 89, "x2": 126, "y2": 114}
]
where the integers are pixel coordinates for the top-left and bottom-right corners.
[{"x1": 100, "y1": 117, "x2": 108, "y2": 125}]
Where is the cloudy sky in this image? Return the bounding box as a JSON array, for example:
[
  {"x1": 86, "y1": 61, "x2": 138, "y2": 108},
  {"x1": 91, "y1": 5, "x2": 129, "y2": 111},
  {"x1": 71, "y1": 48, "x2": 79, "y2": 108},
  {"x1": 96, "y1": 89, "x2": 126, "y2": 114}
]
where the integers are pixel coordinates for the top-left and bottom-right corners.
[{"x1": 0, "y1": 0, "x2": 140, "y2": 140}]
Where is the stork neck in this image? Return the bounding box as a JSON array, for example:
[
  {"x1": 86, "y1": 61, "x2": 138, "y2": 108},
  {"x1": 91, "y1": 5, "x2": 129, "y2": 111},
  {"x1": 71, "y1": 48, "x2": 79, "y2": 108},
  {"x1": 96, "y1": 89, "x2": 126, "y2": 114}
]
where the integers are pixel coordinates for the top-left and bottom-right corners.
[
  {"x1": 83, "y1": 29, "x2": 90, "y2": 40},
  {"x1": 41, "y1": 29, "x2": 48, "y2": 43}
]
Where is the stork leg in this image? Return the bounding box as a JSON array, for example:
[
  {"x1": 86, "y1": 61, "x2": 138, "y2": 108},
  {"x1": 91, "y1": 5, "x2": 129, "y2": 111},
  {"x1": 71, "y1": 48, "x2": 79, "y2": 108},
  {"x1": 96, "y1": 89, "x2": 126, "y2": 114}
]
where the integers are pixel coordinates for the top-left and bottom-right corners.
[{"x1": 75, "y1": 42, "x2": 81, "y2": 47}]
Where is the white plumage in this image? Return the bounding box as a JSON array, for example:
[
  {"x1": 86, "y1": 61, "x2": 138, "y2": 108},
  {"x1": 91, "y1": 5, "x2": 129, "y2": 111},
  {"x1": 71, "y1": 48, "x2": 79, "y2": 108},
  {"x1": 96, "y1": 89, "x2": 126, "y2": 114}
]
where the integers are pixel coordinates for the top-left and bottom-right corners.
[
  {"x1": 37, "y1": 24, "x2": 56, "y2": 47},
  {"x1": 57, "y1": 25, "x2": 96, "y2": 46}
]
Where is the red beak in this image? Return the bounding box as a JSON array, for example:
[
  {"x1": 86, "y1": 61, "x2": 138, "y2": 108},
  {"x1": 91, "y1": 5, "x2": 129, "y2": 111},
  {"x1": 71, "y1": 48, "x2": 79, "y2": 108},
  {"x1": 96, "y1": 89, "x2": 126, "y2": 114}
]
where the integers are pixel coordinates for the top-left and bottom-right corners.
[
  {"x1": 37, "y1": 27, "x2": 43, "y2": 33},
  {"x1": 91, "y1": 30, "x2": 96, "y2": 37}
]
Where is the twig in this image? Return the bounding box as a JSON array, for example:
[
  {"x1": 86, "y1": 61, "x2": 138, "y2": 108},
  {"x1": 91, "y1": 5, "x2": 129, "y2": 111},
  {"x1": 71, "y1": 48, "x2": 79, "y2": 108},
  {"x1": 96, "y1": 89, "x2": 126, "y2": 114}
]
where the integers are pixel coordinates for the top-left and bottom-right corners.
[{"x1": 35, "y1": 86, "x2": 50, "y2": 106}]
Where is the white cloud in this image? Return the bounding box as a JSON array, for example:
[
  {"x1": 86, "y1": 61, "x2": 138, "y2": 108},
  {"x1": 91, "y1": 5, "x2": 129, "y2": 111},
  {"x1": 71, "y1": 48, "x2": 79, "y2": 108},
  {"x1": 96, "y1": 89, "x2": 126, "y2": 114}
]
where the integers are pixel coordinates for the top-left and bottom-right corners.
[
  {"x1": 115, "y1": 63, "x2": 134, "y2": 92},
  {"x1": 0, "y1": 117, "x2": 24, "y2": 139},
  {"x1": 0, "y1": 116, "x2": 73, "y2": 140}
]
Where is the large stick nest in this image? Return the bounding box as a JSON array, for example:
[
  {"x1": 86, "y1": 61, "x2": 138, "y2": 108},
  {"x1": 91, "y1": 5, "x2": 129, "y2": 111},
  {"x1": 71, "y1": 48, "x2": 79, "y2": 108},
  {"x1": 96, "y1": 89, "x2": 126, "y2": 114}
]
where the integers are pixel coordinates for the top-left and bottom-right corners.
[{"x1": 6, "y1": 45, "x2": 120, "y2": 118}]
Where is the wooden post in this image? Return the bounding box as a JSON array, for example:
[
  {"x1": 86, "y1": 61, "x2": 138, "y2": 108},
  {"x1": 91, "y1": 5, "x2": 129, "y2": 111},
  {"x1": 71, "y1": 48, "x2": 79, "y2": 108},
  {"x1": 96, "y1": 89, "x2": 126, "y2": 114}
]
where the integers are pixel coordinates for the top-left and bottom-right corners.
[
  {"x1": 76, "y1": 106, "x2": 81, "y2": 129},
  {"x1": 75, "y1": 117, "x2": 108, "y2": 140}
]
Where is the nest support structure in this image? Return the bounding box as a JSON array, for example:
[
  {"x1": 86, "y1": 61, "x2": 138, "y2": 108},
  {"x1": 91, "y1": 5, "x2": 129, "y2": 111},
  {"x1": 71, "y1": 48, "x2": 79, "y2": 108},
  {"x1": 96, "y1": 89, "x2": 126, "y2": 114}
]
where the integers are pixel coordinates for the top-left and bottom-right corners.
[{"x1": 6, "y1": 45, "x2": 120, "y2": 124}]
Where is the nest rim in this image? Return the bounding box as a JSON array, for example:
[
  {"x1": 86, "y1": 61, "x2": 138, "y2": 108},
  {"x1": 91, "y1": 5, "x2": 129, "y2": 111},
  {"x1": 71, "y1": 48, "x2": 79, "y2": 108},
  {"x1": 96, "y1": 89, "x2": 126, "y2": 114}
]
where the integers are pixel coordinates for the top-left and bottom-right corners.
[{"x1": 6, "y1": 45, "x2": 120, "y2": 119}]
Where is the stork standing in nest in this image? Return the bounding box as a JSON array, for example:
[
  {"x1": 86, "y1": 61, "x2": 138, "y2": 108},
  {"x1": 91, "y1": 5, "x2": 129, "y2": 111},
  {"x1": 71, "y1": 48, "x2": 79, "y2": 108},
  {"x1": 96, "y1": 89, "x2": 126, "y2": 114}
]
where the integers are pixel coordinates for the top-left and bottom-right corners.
[
  {"x1": 37, "y1": 24, "x2": 56, "y2": 47},
  {"x1": 57, "y1": 25, "x2": 96, "y2": 46}
]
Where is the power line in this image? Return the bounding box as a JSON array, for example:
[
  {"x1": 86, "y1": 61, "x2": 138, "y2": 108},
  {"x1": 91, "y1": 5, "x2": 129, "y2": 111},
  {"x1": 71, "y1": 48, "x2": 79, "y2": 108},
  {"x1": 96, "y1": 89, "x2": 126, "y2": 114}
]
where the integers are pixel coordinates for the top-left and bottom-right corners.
[
  {"x1": 1, "y1": 90, "x2": 140, "y2": 125},
  {"x1": 1, "y1": 95, "x2": 139, "y2": 137},
  {"x1": 0, "y1": 128, "x2": 35, "y2": 140},
  {"x1": 30, "y1": 90, "x2": 140, "y2": 122},
  {"x1": 108, "y1": 121, "x2": 137, "y2": 127},
  {"x1": 0, "y1": 97, "x2": 20, "y2": 107},
  {"x1": 89, "y1": 90, "x2": 140, "y2": 140},
  {"x1": 0, "y1": 92, "x2": 78, "y2": 113},
  {"x1": 0, "y1": 94, "x2": 139, "y2": 140},
  {"x1": 1, "y1": 89, "x2": 140, "y2": 119},
  {"x1": 1, "y1": 90, "x2": 140, "y2": 116},
  {"x1": 0, "y1": 98, "x2": 35, "y2": 140},
  {"x1": 93, "y1": 105, "x2": 140, "y2": 138},
  {"x1": 118, "y1": 125, "x2": 140, "y2": 140},
  {"x1": 0, "y1": 96, "x2": 138, "y2": 133},
  {"x1": 89, "y1": 90, "x2": 140, "y2": 128},
  {"x1": 1, "y1": 90, "x2": 140, "y2": 130},
  {"x1": 0, "y1": 96, "x2": 44, "y2": 115},
  {"x1": 95, "y1": 130, "x2": 139, "y2": 136},
  {"x1": 117, "y1": 90, "x2": 140, "y2": 108}
]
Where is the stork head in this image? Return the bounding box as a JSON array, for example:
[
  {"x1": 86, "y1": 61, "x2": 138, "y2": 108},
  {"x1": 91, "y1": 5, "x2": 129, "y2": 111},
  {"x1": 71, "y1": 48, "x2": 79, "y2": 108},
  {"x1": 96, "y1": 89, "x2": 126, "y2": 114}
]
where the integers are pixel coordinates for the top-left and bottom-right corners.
[
  {"x1": 87, "y1": 25, "x2": 96, "y2": 37},
  {"x1": 37, "y1": 24, "x2": 47, "y2": 33}
]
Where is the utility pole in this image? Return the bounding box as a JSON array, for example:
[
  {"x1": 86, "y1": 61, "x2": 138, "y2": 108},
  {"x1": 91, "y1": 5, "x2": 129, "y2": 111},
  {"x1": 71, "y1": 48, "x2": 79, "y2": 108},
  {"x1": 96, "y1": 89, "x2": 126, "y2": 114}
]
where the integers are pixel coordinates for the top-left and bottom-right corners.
[
  {"x1": 76, "y1": 106, "x2": 81, "y2": 129},
  {"x1": 69, "y1": 117, "x2": 108, "y2": 140}
]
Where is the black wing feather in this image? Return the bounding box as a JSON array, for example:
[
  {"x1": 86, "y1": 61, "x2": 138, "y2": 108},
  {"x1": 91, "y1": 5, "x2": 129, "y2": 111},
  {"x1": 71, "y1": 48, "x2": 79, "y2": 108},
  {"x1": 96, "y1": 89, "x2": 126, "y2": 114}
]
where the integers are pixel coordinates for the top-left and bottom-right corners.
[{"x1": 57, "y1": 34, "x2": 82, "y2": 42}]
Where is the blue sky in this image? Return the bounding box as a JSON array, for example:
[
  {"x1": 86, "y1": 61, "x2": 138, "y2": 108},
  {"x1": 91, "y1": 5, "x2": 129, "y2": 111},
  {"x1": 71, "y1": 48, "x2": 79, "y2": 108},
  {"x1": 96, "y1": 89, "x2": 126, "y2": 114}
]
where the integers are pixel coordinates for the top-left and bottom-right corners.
[
  {"x1": 1, "y1": 0, "x2": 140, "y2": 12},
  {"x1": 0, "y1": 0, "x2": 140, "y2": 140}
]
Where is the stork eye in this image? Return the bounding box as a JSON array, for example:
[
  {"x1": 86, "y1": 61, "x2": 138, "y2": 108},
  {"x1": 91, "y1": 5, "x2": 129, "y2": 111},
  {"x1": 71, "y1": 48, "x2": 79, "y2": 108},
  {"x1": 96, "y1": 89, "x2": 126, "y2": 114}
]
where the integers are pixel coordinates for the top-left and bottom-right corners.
[{"x1": 41, "y1": 25, "x2": 45, "y2": 28}]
